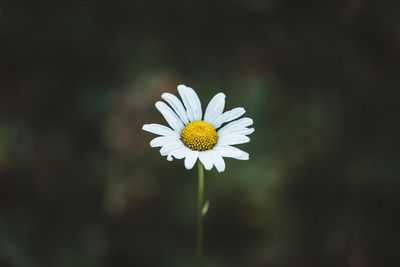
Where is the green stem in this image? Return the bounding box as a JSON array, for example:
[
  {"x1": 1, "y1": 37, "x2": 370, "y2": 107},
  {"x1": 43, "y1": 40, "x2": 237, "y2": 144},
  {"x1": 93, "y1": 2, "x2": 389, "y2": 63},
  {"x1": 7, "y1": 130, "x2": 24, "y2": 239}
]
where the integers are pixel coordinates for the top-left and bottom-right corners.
[{"x1": 197, "y1": 161, "x2": 204, "y2": 267}]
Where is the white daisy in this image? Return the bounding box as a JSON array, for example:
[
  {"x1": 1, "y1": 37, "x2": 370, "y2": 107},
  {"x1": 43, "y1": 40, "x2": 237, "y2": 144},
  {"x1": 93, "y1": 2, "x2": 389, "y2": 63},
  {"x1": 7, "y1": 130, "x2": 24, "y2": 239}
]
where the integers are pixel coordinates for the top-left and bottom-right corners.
[{"x1": 142, "y1": 84, "x2": 254, "y2": 172}]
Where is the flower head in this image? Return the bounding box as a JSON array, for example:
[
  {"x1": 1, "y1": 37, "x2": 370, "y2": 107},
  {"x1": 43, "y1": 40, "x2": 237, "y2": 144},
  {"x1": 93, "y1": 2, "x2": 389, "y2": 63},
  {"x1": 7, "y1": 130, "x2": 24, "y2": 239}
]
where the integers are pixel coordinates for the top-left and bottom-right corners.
[{"x1": 142, "y1": 84, "x2": 254, "y2": 172}]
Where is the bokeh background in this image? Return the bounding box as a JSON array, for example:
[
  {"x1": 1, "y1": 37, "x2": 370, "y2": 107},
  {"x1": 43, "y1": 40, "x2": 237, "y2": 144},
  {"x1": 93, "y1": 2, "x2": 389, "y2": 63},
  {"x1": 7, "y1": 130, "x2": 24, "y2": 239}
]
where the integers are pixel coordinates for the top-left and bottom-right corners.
[{"x1": 1, "y1": 0, "x2": 400, "y2": 266}]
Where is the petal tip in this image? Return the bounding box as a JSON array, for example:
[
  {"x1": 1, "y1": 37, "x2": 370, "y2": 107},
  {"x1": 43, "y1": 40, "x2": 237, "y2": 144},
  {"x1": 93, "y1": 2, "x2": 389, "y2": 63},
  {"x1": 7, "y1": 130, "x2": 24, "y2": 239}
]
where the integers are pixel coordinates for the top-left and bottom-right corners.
[
  {"x1": 216, "y1": 167, "x2": 225, "y2": 173},
  {"x1": 217, "y1": 92, "x2": 226, "y2": 98},
  {"x1": 177, "y1": 84, "x2": 188, "y2": 90}
]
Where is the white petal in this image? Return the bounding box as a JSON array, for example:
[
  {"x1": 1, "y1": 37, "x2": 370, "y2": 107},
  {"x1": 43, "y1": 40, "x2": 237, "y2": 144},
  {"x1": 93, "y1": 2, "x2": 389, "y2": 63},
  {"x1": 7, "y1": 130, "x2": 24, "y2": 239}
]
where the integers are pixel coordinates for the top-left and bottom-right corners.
[
  {"x1": 150, "y1": 136, "x2": 178, "y2": 147},
  {"x1": 168, "y1": 146, "x2": 191, "y2": 160},
  {"x1": 213, "y1": 107, "x2": 245, "y2": 128},
  {"x1": 218, "y1": 135, "x2": 250, "y2": 146},
  {"x1": 184, "y1": 150, "x2": 199, "y2": 170},
  {"x1": 199, "y1": 151, "x2": 213, "y2": 170},
  {"x1": 208, "y1": 151, "x2": 225, "y2": 172},
  {"x1": 155, "y1": 101, "x2": 184, "y2": 132},
  {"x1": 204, "y1": 93, "x2": 225, "y2": 125},
  {"x1": 177, "y1": 85, "x2": 194, "y2": 121},
  {"x1": 162, "y1": 93, "x2": 189, "y2": 125},
  {"x1": 218, "y1": 117, "x2": 253, "y2": 136},
  {"x1": 220, "y1": 127, "x2": 254, "y2": 136},
  {"x1": 160, "y1": 141, "x2": 185, "y2": 156},
  {"x1": 177, "y1": 84, "x2": 202, "y2": 122},
  {"x1": 142, "y1": 124, "x2": 178, "y2": 137},
  {"x1": 213, "y1": 145, "x2": 249, "y2": 160}
]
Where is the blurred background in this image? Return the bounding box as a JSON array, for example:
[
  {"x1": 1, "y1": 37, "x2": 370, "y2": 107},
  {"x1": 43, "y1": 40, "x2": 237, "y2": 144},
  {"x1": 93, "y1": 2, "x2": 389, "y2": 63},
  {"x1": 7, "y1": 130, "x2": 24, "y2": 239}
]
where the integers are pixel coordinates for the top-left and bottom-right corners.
[{"x1": 1, "y1": 0, "x2": 400, "y2": 266}]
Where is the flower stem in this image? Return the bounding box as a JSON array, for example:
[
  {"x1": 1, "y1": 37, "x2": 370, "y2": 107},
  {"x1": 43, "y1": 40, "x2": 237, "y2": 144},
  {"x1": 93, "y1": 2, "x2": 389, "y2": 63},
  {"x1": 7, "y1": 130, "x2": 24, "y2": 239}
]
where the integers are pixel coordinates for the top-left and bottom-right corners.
[{"x1": 197, "y1": 161, "x2": 204, "y2": 267}]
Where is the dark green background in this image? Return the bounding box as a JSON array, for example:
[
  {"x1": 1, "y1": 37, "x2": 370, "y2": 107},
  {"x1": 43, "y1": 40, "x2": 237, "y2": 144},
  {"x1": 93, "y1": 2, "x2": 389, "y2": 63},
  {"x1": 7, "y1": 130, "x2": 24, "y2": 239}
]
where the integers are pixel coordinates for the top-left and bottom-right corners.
[{"x1": 1, "y1": 0, "x2": 399, "y2": 266}]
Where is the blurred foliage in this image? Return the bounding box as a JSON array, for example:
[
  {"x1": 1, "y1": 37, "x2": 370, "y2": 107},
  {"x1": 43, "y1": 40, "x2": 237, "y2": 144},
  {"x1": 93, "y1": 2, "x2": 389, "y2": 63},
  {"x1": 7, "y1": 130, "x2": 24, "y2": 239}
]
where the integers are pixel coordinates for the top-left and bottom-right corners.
[{"x1": 1, "y1": 0, "x2": 400, "y2": 266}]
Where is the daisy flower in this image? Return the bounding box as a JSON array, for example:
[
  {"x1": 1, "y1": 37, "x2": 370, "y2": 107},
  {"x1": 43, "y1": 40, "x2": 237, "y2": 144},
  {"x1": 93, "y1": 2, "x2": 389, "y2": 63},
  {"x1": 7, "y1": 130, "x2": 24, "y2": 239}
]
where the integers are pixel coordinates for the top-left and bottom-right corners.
[{"x1": 142, "y1": 84, "x2": 254, "y2": 172}]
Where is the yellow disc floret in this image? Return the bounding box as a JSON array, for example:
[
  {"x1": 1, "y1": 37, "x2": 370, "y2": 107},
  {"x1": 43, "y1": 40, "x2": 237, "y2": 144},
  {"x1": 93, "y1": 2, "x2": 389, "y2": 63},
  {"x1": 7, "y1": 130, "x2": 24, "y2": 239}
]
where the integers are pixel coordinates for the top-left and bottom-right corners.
[{"x1": 181, "y1": 120, "x2": 218, "y2": 151}]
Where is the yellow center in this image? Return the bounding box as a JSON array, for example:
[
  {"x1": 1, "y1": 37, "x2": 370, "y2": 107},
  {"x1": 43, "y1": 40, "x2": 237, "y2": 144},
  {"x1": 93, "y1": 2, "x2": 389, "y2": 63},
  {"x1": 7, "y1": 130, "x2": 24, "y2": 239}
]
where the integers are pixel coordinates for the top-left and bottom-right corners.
[{"x1": 181, "y1": 120, "x2": 218, "y2": 151}]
